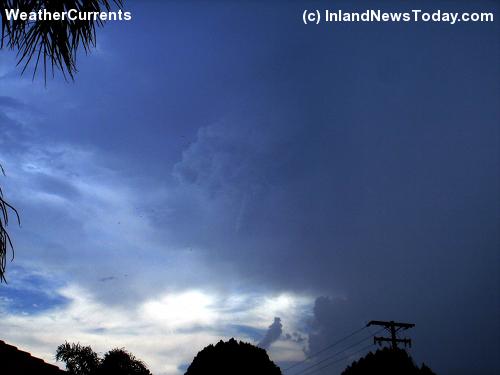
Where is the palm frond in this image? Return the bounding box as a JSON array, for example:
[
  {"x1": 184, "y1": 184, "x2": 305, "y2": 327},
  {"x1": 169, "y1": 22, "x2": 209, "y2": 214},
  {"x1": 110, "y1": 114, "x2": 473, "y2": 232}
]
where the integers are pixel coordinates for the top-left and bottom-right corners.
[
  {"x1": 0, "y1": 164, "x2": 20, "y2": 283},
  {"x1": 0, "y1": 0, "x2": 123, "y2": 81}
]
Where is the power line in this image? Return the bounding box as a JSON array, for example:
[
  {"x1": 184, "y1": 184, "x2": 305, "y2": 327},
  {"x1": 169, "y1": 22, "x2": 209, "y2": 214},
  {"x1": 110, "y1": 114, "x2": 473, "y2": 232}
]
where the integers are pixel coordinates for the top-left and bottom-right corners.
[
  {"x1": 288, "y1": 328, "x2": 384, "y2": 375},
  {"x1": 288, "y1": 329, "x2": 381, "y2": 375},
  {"x1": 296, "y1": 343, "x2": 374, "y2": 375},
  {"x1": 284, "y1": 326, "x2": 367, "y2": 372}
]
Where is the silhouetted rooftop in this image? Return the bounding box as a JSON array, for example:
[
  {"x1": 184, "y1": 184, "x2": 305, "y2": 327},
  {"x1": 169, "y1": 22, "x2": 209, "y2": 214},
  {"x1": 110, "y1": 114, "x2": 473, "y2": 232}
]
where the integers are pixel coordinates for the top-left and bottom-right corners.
[{"x1": 0, "y1": 339, "x2": 66, "y2": 374}]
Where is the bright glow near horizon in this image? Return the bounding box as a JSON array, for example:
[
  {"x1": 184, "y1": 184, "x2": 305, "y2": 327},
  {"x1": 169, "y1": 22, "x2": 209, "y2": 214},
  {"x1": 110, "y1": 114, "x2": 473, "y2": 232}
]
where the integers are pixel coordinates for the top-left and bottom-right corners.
[{"x1": 0, "y1": 283, "x2": 312, "y2": 375}]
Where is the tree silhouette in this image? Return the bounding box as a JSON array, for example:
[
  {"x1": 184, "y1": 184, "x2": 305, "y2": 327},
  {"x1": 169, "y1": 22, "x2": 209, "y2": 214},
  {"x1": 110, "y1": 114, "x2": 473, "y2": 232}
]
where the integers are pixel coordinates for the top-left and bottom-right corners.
[
  {"x1": 185, "y1": 338, "x2": 282, "y2": 375},
  {"x1": 55, "y1": 342, "x2": 100, "y2": 375},
  {"x1": 341, "y1": 347, "x2": 436, "y2": 375},
  {"x1": 98, "y1": 348, "x2": 152, "y2": 375},
  {"x1": 56, "y1": 342, "x2": 152, "y2": 375},
  {"x1": 0, "y1": 0, "x2": 123, "y2": 282}
]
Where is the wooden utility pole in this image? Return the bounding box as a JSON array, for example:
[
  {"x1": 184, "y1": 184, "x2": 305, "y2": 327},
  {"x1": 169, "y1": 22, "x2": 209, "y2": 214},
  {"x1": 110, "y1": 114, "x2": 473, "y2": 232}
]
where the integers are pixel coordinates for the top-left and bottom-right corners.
[{"x1": 367, "y1": 320, "x2": 415, "y2": 349}]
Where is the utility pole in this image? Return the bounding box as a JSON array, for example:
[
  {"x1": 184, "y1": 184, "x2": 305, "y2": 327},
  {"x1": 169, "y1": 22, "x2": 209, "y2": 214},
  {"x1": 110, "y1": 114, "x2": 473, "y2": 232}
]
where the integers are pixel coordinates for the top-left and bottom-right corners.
[{"x1": 367, "y1": 320, "x2": 415, "y2": 350}]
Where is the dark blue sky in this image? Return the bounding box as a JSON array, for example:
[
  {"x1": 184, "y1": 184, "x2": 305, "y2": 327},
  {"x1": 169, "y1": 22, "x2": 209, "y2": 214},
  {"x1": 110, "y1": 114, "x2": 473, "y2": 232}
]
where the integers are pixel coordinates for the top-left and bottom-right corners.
[{"x1": 0, "y1": 1, "x2": 499, "y2": 374}]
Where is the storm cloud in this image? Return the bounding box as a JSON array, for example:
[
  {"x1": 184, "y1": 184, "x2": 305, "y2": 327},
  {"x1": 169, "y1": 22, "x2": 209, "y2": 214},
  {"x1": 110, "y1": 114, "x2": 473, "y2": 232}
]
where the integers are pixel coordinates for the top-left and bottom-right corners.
[{"x1": 0, "y1": 1, "x2": 498, "y2": 375}]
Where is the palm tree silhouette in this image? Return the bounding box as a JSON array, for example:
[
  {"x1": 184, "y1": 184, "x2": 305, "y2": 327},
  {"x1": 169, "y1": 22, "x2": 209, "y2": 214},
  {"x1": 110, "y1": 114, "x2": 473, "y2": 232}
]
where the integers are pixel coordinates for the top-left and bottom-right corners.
[
  {"x1": 1, "y1": 0, "x2": 122, "y2": 80},
  {"x1": 0, "y1": 0, "x2": 123, "y2": 282},
  {"x1": 0, "y1": 164, "x2": 20, "y2": 283}
]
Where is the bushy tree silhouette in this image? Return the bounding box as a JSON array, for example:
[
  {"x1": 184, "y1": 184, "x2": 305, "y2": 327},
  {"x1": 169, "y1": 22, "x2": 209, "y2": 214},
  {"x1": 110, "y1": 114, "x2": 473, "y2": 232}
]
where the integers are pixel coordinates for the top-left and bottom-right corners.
[
  {"x1": 55, "y1": 342, "x2": 100, "y2": 375},
  {"x1": 185, "y1": 338, "x2": 282, "y2": 375},
  {"x1": 98, "y1": 348, "x2": 152, "y2": 375},
  {"x1": 341, "y1": 347, "x2": 436, "y2": 375},
  {"x1": 56, "y1": 342, "x2": 152, "y2": 375}
]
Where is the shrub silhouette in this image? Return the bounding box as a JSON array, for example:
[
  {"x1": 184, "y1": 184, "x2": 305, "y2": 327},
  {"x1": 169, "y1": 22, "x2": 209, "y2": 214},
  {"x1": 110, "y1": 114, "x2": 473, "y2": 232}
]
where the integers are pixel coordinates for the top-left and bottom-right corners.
[
  {"x1": 341, "y1": 347, "x2": 436, "y2": 375},
  {"x1": 185, "y1": 338, "x2": 282, "y2": 375}
]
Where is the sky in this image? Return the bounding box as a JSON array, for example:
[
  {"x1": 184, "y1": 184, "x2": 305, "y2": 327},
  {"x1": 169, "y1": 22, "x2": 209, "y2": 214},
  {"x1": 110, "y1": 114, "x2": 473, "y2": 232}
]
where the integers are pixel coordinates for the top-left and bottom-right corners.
[{"x1": 0, "y1": 1, "x2": 499, "y2": 374}]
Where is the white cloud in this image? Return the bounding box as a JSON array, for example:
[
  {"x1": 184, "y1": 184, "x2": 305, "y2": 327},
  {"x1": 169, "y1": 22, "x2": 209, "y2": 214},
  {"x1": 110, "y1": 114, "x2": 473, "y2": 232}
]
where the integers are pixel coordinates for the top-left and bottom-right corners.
[
  {"x1": 141, "y1": 290, "x2": 217, "y2": 329},
  {"x1": 0, "y1": 284, "x2": 313, "y2": 375}
]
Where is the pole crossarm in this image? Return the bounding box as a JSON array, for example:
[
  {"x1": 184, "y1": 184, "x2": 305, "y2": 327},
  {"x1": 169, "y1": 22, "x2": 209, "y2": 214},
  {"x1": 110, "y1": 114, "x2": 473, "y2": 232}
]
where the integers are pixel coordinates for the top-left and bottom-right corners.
[{"x1": 367, "y1": 320, "x2": 415, "y2": 329}]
